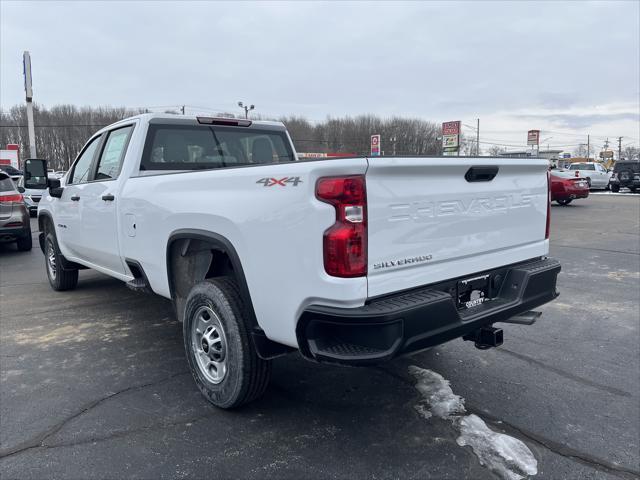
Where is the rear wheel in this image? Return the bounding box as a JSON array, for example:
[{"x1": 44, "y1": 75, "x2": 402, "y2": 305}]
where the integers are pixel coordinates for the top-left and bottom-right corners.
[
  {"x1": 44, "y1": 231, "x2": 78, "y2": 291},
  {"x1": 183, "y1": 277, "x2": 271, "y2": 409},
  {"x1": 556, "y1": 199, "x2": 572, "y2": 206}
]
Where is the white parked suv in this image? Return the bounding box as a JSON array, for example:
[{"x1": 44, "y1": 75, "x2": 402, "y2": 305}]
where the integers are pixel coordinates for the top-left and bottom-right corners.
[
  {"x1": 25, "y1": 114, "x2": 561, "y2": 408},
  {"x1": 566, "y1": 162, "x2": 611, "y2": 189}
]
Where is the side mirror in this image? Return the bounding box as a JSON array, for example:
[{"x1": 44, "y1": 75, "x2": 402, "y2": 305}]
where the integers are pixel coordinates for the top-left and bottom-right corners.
[
  {"x1": 23, "y1": 158, "x2": 49, "y2": 190},
  {"x1": 17, "y1": 186, "x2": 25, "y2": 193},
  {"x1": 48, "y1": 178, "x2": 64, "y2": 198}
]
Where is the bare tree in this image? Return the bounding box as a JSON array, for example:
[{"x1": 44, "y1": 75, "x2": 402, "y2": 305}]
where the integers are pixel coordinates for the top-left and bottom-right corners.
[
  {"x1": 486, "y1": 145, "x2": 507, "y2": 157},
  {"x1": 1, "y1": 105, "x2": 444, "y2": 169},
  {"x1": 621, "y1": 145, "x2": 639, "y2": 160},
  {"x1": 573, "y1": 143, "x2": 595, "y2": 158},
  {"x1": 0, "y1": 104, "x2": 143, "y2": 170}
]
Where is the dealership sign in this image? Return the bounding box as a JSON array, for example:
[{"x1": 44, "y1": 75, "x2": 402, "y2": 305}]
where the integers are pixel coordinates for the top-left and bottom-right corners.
[
  {"x1": 442, "y1": 134, "x2": 459, "y2": 149},
  {"x1": 371, "y1": 134, "x2": 381, "y2": 156},
  {"x1": 442, "y1": 121, "x2": 460, "y2": 135},
  {"x1": 442, "y1": 121, "x2": 461, "y2": 153},
  {"x1": 527, "y1": 130, "x2": 540, "y2": 146}
]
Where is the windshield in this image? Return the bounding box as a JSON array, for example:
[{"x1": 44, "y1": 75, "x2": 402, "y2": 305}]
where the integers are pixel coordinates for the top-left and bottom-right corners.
[{"x1": 141, "y1": 124, "x2": 296, "y2": 171}]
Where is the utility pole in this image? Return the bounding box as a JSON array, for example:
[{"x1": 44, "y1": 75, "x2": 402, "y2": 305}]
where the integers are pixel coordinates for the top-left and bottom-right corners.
[
  {"x1": 476, "y1": 118, "x2": 480, "y2": 156},
  {"x1": 586, "y1": 134, "x2": 590, "y2": 159},
  {"x1": 618, "y1": 136, "x2": 623, "y2": 160},
  {"x1": 237, "y1": 101, "x2": 255, "y2": 119},
  {"x1": 180, "y1": 105, "x2": 185, "y2": 115},
  {"x1": 23, "y1": 51, "x2": 37, "y2": 158}
]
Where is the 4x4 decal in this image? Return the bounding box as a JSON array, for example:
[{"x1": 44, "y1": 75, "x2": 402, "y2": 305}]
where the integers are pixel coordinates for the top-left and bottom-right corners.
[{"x1": 256, "y1": 177, "x2": 303, "y2": 187}]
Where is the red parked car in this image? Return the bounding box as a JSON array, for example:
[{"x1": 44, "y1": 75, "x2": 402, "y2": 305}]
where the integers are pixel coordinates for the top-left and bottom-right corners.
[{"x1": 550, "y1": 170, "x2": 589, "y2": 205}]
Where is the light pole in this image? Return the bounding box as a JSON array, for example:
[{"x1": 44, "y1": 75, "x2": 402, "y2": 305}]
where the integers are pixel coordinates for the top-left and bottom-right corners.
[
  {"x1": 540, "y1": 136, "x2": 553, "y2": 153},
  {"x1": 237, "y1": 101, "x2": 255, "y2": 119}
]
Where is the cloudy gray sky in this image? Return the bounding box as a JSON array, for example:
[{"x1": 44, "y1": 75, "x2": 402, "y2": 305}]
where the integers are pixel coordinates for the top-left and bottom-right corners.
[{"x1": 1, "y1": 0, "x2": 639, "y2": 151}]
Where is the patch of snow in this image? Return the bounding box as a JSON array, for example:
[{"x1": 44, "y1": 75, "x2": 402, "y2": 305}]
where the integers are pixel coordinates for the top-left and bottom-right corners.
[
  {"x1": 414, "y1": 403, "x2": 432, "y2": 419},
  {"x1": 457, "y1": 414, "x2": 538, "y2": 480},
  {"x1": 590, "y1": 190, "x2": 638, "y2": 196},
  {"x1": 409, "y1": 366, "x2": 538, "y2": 480},
  {"x1": 408, "y1": 366, "x2": 466, "y2": 418}
]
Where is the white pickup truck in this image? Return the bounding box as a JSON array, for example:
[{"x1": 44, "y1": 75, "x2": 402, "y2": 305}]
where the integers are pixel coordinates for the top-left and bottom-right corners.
[{"x1": 24, "y1": 114, "x2": 560, "y2": 408}]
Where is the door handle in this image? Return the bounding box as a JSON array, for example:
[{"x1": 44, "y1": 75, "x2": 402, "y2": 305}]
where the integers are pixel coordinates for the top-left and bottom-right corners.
[
  {"x1": 465, "y1": 166, "x2": 499, "y2": 182},
  {"x1": 70, "y1": 195, "x2": 80, "y2": 201},
  {"x1": 102, "y1": 194, "x2": 115, "y2": 201}
]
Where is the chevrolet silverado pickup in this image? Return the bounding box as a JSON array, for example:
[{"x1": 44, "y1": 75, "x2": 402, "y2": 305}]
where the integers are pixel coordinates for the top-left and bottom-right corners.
[{"x1": 24, "y1": 114, "x2": 560, "y2": 408}]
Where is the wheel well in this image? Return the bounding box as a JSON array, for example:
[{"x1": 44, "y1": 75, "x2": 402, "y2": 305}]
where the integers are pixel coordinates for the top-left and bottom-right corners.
[
  {"x1": 38, "y1": 213, "x2": 53, "y2": 233},
  {"x1": 168, "y1": 238, "x2": 236, "y2": 323},
  {"x1": 166, "y1": 230, "x2": 295, "y2": 360}
]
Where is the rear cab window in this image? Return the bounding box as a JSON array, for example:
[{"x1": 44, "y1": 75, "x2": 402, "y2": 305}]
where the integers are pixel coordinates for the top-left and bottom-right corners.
[
  {"x1": 140, "y1": 123, "x2": 296, "y2": 171},
  {"x1": 614, "y1": 162, "x2": 640, "y2": 173},
  {"x1": 569, "y1": 163, "x2": 595, "y2": 170}
]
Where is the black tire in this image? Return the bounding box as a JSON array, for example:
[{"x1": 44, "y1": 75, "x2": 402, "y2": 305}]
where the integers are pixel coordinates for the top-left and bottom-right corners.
[
  {"x1": 586, "y1": 177, "x2": 592, "y2": 188},
  {"x1": 611, "y1": 184, "x2": 620, "y2": 193},
  {"x1": 16, "y1": 233, "x2": 32, "y2": 251},
  {"x1": 44, "y1": 230, "x2": 78, "y2": 291},
  {"x1": 183, "y1": 277, "x2": 271, "y2": 409},
  {"x1": 556, "y1": 199, "x2": 572, "y2": 206}
]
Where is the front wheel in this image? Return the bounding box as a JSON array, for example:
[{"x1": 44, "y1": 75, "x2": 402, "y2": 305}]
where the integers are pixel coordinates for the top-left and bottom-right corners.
[
  {"x1": 44, "y1": 231, "x2": 78, "y2": 291},
  {"x1": 183, "y1": 277, "x2": 271, "y2": 409},
  {"x1": 586, "y1": 177, "x2": 592, "y2": 188},
  {"x1": 611, "y1": 184, "x2": 620, "y2": 193},
  {"x1": 556, "y1": 199, "x2": 572, "y2": 206}
]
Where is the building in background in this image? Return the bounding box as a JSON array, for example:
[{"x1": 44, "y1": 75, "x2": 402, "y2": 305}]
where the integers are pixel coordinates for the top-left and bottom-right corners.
[{"x1": 0, "y1": 144, "x2": 20, "y2": 169}]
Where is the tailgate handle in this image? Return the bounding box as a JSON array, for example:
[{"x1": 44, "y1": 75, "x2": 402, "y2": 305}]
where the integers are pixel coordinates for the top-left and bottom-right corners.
[{"x1": 465, "y1": 166, "x2": 499, "y2": 182}]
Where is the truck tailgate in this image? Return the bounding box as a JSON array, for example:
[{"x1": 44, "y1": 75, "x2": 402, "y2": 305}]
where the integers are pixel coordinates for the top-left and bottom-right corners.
[{"x1": 366, "y1": 157, "x2": 549, "y2": 298}]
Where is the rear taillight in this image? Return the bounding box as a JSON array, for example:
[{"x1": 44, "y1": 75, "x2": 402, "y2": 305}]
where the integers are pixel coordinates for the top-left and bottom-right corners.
[
  {"x1": 546, "y1": 171, "x2": 551, "y2": 240},
  {"x1": 316, "y1": 175, "x2": 367, "y2": 277},
  {"x1": 0, "y1": 193, "x2": 23, "y2": 204}
]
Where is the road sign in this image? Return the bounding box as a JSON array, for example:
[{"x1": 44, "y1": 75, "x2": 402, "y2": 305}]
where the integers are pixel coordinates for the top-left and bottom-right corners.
[
  {"x1": 371, "y1": 134, "x2": 381, "y2": 156},
  {"x1": 527, "y1": 130, "x2": 540, "y2": 146},
  {"x1": 599, "y1": 150, "x2": 614, "y2": 159},
  {"x1": 23, "y1": 51, "x2": 33, "y2": 101}
]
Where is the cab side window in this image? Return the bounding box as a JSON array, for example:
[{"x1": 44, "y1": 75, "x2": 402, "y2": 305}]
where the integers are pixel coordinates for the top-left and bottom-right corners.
[
  {"x1": 69, "y1": 135, "x2": 102, "y2": 184},
  {"x1": 95, "y1": 126, "x2": 134, "y2": 181}
]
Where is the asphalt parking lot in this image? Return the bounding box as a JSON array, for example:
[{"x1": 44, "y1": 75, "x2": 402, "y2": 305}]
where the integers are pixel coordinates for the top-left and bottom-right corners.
[{"x1": 1, "y1": 195, "x2": 639, "y2": 480}]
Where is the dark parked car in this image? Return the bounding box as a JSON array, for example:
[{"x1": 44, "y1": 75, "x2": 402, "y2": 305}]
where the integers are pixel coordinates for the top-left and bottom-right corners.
[
  {"x1": 0, "y1": 165, "x2": 23, "y2": 183},
  {"x1": 550, "y1": 170, "x2": 589, "y2": 205},
  {"x1": 610, "y1": 161, "x2": 640, "y2": 193},
  {"x1": 0, "y1": 172, "x2": 32, "y2": 251}
]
